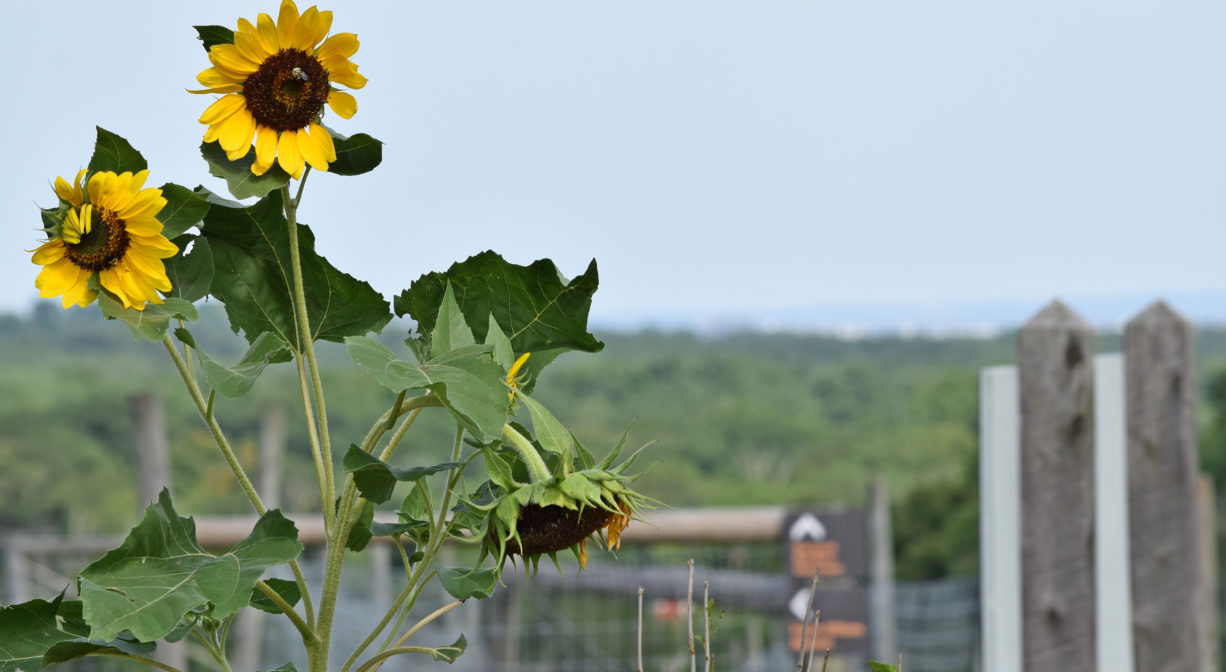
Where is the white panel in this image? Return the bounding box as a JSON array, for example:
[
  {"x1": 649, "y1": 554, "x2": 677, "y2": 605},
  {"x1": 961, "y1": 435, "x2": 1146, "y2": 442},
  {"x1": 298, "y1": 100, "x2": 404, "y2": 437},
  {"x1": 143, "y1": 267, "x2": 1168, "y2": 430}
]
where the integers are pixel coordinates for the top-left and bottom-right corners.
[
  {"x1": 979, "y1": 365, "x2": 1021, "y2": 672},
  {"x1": 1094, "y1": 353, "x2": 1134, "y2": 672}
]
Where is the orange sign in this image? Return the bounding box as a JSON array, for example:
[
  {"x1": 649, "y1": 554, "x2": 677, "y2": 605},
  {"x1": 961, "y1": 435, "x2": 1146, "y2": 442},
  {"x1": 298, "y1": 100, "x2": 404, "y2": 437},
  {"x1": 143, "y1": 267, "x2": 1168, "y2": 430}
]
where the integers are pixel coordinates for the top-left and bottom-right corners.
[
  {"x1": 787, "y1": 619, "x2": 869, "y2": 652},
  {"x1": 789, "y1": 540, "x2": 846, "y2": 578}
]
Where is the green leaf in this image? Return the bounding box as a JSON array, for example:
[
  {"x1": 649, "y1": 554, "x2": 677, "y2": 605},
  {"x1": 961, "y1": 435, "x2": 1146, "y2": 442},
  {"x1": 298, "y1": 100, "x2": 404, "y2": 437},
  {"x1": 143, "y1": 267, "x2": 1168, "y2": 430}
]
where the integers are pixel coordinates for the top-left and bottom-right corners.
[
  {"x1": 517, "y1": 392, "x2": 573, "y2": 456},
  {"x1": 342, "y1": 446, "x2": 462, "y2": 504},
  {"x1": 483, "y1": 450, "x2": 519, "y2": 490},
  {"x1": 395, "y1": 251, "x2": 603, "y2": 392},
  {"x1": 0, "y1": 596, "x2": 77, "y2": 672},
  {"x1": 157, "y1": 183, "x2": 211, "y2": 239},
  {"x1": 263, "y1": 664, "x2": 299, "y2": 672},
  {"x1": 42, "y1": 636, "x2": 156, "y2": 668},
  {"x1": 195, "y1": 331, "x2": 292, "y2": 397},
  {"x1": 194, "y1": 25, "x2": 234, "y2": 51},
  {"x1": 431, "y1": 283, "x2": 476, "y2": 354},
  {"x1": 424, "y1": 635, "x2": 467, "y2": 663},
  {"x1": 200, "y1": 190, "x2": 391, "y2": 348},
  {"x1": 249, "y1": 578, "x2": 302, "y2": 615},
  {"x1": 346, "y1": 501, "x2": 376, "y2": 552},
  {"x1": 868, "y1": 663, "x2": 899, "y2": 672},
  {"x1": 437, "y1": 567, "x2": 498, "y2": 600},
  {"x1": 345, "y1": 338, "x2": 507, "y2": 442},
  {"x1": 486, "y1": 315, "x2": 515, "y2": 370},
  {"x1": 329, "y1": 131, "x2": 384, "y2": 176},
  {"x1": 164, "y1": 235, "x2": 214, "y2": 303},
  {"x1": 78, "y1": 490, "x2": 302, "y2": 642},
  {"x1": 369, "y1": 520, "x2": 426, "y2": 540},
  {"x1": 88, "y1": 127, "x2": 147, "y2": 175},
  {"x1": 98, "y1": 294, "x2": 199, "y2": 341},
  {"x1": 200, "y1": 141, "x2": 291, "y2": 201}
]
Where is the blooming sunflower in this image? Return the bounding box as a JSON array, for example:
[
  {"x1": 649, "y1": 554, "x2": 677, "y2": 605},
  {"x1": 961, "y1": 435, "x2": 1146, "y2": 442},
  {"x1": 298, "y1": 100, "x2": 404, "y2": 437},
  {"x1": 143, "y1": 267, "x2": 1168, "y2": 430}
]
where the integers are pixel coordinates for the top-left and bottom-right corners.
[
  {"x1": 32, "y1": 170, "x2": 178, "y2": 310},
  {"x1": 191, "y1": 0, "x2": 367, "y2": 178}
]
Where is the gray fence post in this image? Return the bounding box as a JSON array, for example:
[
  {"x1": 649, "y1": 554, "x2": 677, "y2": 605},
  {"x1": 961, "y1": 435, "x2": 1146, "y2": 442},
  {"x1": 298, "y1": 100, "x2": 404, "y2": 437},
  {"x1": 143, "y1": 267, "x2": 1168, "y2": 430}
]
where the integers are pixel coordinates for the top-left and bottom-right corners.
[
  {"x1": 1125, "y1": 301, "x2": 1211, "y2": 672},
  {"x1": 868, "y1": 479, "x2": 897, "y2": 663},
  {"x1": 1018, "y1": 300, "x2": 1096, "y2": 671},
  {"x1": 130, "y1": 393, "x2": 171, "y2": 505}
]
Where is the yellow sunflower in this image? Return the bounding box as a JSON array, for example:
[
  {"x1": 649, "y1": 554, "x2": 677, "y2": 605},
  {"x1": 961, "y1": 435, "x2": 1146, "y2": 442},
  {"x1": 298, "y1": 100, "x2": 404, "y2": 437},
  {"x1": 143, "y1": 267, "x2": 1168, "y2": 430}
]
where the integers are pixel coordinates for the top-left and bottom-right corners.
[
  {"x1": 191, "y1": 0, "x2": 367, "y2": 179},
  {"x1": 32, "y1": 170, "x2": 178, "y2": 311}
]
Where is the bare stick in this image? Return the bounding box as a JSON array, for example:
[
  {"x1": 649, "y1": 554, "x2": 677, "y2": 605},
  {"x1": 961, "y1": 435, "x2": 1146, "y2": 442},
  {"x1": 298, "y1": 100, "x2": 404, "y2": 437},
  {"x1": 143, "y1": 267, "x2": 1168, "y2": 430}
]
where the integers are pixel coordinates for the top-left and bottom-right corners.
[
  {"x1": 795, "y1": 570, "x2": 820, "y2": 670},
  {"x1": 637, "y1": 586, "x2": 645, "y2": 672},
  {"x1": 703, "y1": 580, "x2": 711, "y2": 672},
  {"x1": 688, "y1": 559, "x2": 696, "y2": 672},
  {"x1": 804, "y1": 610, "x2": 822, "y2": 671},
  {"x1": 821, "y1": 649, "x2": 830, "y2": 672}
]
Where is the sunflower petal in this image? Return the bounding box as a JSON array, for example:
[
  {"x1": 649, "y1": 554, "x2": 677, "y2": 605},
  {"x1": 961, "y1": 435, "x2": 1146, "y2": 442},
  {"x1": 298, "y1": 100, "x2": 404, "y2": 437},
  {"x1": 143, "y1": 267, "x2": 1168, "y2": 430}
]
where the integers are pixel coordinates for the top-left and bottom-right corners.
[
  {"x1": 277, "y1": 0, "x2": 300, "y2": 49},
  {"x1": 255, "y1": 12, "x2": 281, "y2": 53},
  {"x1": 327, "y1": 90, "x2": 358, "y2": 119},
  {"x1": 277, "y1": 130, "x2": 305, "y2": 179},
  {"x1": 131, "y1": 233, "x2": 180, "y2": 258},
  {"x1": 317, "y1": 33, "x2": 359, "y2": 61},
  {"x1": 297, "y1": 127, "x2": 330, "y2": 171},
  {"x1": 200, "y1": 94, "x2": 246, "y2": 126},
  {"x1": 295, "y1": 7, "x2": 332, "y2": 50},
  {"x1": 254, "y1": 126, "x2": 279, "y2": 176},
  {"x1": 36, "y1": 258, "x2": 84, "y2": 299},
  {"x1": 30, "y1": 240, "x2": 66, "y2": 265},
  {"x1": 310, "y1": 121, "x2": 337, "y2": 162},
  {"x1": 325, "y1": 62, "x2": 367, "y2": 90},
  {"x1": 208, "y1": 43, "x2": 261, "y2": 76},
  {"x1": 117, "y1": 188, "x2": 166, "y2": 222},
  {"x1": 218, "y1": 110, "x2": 257, "y2": 157}
]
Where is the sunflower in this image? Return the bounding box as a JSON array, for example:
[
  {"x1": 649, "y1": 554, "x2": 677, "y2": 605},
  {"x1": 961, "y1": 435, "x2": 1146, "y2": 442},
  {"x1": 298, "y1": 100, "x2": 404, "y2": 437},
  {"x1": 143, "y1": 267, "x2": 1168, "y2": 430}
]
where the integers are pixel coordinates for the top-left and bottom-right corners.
[
  {"x1": 190, "y1": 0, "x2": 366, "y2": 179},
  {"x1": 32, "y1": 170, "x2": 178, "y2": 310}
]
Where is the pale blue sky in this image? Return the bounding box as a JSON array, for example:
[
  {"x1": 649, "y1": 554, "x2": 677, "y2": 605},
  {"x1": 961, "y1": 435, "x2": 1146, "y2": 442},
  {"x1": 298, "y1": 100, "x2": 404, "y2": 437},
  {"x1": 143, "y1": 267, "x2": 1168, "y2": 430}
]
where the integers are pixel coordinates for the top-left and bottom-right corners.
[{"x1": 4, "y1": 1, "x2": 1225, "y2": 327}]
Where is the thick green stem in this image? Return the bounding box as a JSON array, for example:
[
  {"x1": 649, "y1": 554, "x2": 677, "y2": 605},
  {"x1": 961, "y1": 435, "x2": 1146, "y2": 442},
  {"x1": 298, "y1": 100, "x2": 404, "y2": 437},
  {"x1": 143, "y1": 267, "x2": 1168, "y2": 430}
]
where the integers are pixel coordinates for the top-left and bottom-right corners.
[
  {"x1": 501, "y1": 423, "x2": 553, "y2": 483},
  {"x1": 296, "y1": 355, "x2": 333, "y2": 527},
  {"x1": 282, "y1": 183, "x2": 336, "y2": 534}
]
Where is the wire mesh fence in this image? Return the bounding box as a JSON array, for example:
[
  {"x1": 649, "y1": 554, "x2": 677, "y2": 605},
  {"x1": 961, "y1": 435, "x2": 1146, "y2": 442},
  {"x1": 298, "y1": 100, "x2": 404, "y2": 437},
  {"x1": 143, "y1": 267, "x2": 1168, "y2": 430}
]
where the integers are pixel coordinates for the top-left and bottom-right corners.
[{"x1": 3, "y1": 538, "x2": 981, "y2": 672}]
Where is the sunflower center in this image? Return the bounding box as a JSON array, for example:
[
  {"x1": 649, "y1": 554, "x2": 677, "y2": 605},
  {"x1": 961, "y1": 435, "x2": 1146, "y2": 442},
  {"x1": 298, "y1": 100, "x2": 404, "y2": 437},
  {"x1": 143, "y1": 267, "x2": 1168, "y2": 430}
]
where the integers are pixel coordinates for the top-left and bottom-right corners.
[
  {"x1": 244, "y1": 49, "x2": 331, "y2": 132},
  {"x1": 66, "y1": 207, "x2": 130, "y2": 272}
]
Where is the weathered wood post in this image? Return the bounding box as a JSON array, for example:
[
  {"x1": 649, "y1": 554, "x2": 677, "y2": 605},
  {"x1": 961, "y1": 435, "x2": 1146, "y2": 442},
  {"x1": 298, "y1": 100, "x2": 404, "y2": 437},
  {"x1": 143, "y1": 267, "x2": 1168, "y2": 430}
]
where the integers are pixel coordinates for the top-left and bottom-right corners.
[
  {"x1": 1125, "y1": 301, "x2": 1212, "y2": 671},
  {"x1": 1018, "y1": 300, "x2": 1096, "y2": 671},
  {"x1": 868, "y1": 479, "x2": 897, "y2": 663},
  {"x1": 130, "y1": 393, "x2": 171, "y2": 505}
]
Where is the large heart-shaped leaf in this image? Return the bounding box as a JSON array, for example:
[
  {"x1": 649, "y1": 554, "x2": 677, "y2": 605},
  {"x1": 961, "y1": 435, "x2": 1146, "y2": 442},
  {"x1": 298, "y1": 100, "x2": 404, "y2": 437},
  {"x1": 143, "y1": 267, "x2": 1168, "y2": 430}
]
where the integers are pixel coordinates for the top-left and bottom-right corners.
[
  {"x1": 394, "y1": 251, "x2": 602, "y2": 391},
  {"x1": 78, "y1": 490, "x2": 302, "y2": 642},
  {"x1": 200, "y1": 141, "x2": 290, "y2": 201},
  {"x1": 0, "y1": 596, "x2": 77, "y2": 672},
  {"x1": 200, "y1": 190, "x2": 391, "y2": 349}
]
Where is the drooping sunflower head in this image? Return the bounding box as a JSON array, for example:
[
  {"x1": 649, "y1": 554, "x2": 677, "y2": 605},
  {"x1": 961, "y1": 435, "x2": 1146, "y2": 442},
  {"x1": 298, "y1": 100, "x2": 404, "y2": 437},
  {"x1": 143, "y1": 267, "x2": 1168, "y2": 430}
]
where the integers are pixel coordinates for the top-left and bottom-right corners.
[
  {"x1": 191, "y1": 0, "x2": 367, "y2": 178},
  {"x1": 469, "y1": 436, "x2": 653, "y2": 575},
  {"x1": 32, "y1": 170, "x2": 178, "y2": 310}
]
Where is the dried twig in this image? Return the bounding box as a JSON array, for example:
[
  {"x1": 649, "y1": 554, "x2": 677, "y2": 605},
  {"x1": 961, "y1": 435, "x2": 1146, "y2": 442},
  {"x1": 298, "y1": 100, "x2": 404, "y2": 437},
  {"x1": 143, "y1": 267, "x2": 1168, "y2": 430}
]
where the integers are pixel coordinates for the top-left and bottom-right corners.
[
  {"x1": 803, "y1": 609, "x2": 822, "y2": 671},
  {"x1": 688, "y1": 559, "x2": 696, "y2": 672},
  {"x1": 795, "y1": 570, "x2": 820, "y2": 670},
  {"x1": 636, "y1": 586, "x2": 645, "y2": 672}
]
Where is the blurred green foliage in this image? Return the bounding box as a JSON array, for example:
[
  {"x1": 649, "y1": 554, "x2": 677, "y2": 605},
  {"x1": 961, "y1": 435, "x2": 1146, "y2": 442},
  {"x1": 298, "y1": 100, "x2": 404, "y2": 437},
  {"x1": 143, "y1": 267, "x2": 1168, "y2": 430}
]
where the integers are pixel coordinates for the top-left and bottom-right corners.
[{"x1": 3, "y1": 304, "x2": 1226, "y2": 581}]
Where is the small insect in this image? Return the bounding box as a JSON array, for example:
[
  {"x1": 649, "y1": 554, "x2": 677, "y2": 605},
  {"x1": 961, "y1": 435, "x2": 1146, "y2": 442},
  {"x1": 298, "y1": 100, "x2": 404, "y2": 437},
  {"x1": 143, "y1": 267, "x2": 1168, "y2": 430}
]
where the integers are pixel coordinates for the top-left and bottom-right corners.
[{"x1": 291, "y1": 67, "x2": 310, "y2": 82}]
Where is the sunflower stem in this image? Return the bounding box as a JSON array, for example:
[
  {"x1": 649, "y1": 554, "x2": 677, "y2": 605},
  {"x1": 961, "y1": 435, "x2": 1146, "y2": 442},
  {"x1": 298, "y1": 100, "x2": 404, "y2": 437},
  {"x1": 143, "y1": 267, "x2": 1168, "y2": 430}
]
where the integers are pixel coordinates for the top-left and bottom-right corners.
[
  {"x1": 281, "y1": 183, "x2": 336, "y2": 534},
  {"x1": 501, "y1": 423, "x2": 553, "y2": 483},
  {"x1": 160, "y1": 334, "x2": 317, "y2": 628},
  {"x1": 296, "y1": 355, "x2": 333, "y2": 528}
]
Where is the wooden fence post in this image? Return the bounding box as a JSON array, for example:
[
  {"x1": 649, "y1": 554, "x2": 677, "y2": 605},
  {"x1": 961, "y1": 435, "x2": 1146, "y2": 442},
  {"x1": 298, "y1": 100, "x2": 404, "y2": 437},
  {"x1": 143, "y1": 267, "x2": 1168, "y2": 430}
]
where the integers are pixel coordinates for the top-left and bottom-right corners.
[
  {"x1": 1125, "y1": 301, "x2": 1210, "y2": 671},
  {"x1": 1018, "y1": 300, "x2": 1096, "y2": 671},
  {"x1": 130, "y1": 393, "x2": 171, "y2": 505}
]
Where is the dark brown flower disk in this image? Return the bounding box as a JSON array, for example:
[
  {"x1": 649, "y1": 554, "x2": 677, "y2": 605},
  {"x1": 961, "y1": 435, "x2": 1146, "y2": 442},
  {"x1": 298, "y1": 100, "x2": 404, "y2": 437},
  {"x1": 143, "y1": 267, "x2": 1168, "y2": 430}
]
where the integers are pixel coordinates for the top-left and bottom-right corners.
[{"x1": 506, "y1": 504, "x2": 613, "y2": 556}]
